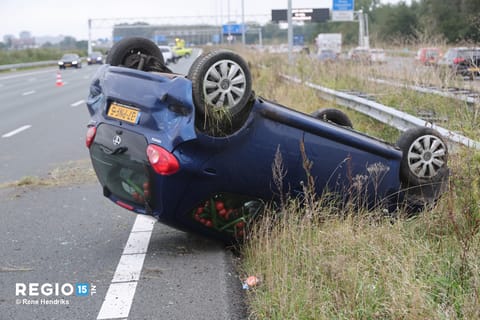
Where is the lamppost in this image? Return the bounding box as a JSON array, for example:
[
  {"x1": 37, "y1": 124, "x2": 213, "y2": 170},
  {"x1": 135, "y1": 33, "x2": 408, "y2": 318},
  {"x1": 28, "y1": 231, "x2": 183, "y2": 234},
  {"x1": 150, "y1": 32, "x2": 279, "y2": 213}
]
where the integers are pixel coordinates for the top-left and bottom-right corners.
[
  {"x1": 288, "y1": 0, "x2": 293, "y2": 63},
  {"x1": 241, "y1": 0, "x2": 245, "y2": 45}
]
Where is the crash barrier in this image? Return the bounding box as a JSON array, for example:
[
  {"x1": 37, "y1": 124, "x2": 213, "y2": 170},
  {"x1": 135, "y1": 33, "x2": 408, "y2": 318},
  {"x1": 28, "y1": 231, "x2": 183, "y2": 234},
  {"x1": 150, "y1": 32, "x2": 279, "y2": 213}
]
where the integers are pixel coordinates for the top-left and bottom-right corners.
[
  {"x1": 280, "y1": 74, "x2": 480, "y2": 150},
  {"x1": 369, "y1": 78, "x2": 480, "y2": 105},
  {"x1": 0, "y1": 61, "x2": 58, "y2": 71}
]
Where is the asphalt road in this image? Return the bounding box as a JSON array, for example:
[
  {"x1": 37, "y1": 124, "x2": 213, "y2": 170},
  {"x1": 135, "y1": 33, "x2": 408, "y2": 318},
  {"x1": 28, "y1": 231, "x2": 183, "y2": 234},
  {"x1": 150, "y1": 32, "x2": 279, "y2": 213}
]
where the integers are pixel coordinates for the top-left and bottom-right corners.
[{"x1": 0, "y1": 52, "x2": 247, "y2": 320}]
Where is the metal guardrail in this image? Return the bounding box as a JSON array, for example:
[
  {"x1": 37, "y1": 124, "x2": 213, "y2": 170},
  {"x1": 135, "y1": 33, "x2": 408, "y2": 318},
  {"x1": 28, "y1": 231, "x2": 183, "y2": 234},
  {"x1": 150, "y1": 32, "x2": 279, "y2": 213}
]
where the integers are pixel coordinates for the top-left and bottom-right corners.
[
  {"x1": 280, "y1": 74, "x2": 480, "y2": 150},
  {"x1": 0, "y1": 61, "x2": 57, "y2": 71},
  {"x1": 369, "y1": 78, "x2": 480, "y2": 105}
]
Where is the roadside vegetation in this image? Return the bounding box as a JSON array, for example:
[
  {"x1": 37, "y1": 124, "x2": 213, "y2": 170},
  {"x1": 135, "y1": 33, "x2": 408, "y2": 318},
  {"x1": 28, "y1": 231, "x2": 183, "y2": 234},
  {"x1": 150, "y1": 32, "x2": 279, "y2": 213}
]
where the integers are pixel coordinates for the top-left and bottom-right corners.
[
  {"x1": 0, "y1": 45, "x2": 91, "y2": 66},
  {"x1": 0, "y1": 159, "x2": 96, "y2": 190},
  {"x1": 238, "y1": 50, "x2": 480, "y2": 319}
]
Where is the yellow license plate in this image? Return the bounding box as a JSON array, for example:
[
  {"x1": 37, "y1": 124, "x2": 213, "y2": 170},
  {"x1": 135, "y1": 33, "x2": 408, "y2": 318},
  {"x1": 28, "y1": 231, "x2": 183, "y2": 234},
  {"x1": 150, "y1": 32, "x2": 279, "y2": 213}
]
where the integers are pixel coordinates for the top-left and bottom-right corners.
[{"x1": 107, "y1": 102, "x2": 140, "y2": 124}]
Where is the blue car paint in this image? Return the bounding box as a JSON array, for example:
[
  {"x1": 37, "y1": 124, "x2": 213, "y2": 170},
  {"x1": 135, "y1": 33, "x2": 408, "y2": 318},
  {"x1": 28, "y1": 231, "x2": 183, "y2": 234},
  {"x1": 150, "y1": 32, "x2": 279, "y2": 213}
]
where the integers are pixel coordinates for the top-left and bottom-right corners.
[{"x1": 87, "y1": 66, "x2": 405, "y2": 241}]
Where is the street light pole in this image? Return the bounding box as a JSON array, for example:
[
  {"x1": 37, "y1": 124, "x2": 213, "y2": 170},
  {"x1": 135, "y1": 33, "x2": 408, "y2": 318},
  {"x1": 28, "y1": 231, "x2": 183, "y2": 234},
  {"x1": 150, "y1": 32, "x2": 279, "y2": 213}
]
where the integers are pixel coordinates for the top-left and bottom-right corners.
[
  {"x1": 88, "y1": 19, "x2": 92, "y2": 55},
  {"x1": 288, "y1": 0, "x2": 293, "y2": 63},
  {"x1": 241, "y1": 0, "x2": 245, "y2": 45}
]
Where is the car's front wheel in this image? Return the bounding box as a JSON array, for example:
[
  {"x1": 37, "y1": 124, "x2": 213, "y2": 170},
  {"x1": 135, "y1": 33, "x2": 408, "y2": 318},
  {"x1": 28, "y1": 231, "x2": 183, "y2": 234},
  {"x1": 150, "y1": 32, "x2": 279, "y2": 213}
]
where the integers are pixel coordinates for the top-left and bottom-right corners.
[{"x1": 396, "y1": 127, "x2": 449, "y2": 200}]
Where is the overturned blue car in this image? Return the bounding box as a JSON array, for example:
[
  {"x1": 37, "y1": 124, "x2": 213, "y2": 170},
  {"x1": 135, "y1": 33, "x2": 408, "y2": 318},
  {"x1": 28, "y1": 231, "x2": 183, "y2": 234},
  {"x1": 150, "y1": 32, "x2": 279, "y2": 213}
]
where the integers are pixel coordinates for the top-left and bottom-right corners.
[{"x1": 86, "y1": 37, "x2": 449, "y2": 242}]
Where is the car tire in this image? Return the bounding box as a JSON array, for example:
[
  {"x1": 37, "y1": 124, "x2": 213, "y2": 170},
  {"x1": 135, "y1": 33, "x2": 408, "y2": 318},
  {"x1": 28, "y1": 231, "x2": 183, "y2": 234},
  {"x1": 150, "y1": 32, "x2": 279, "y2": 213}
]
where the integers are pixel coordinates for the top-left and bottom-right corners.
[
  {"x1": 106, "y1": 37, "x2": 164, "y2": 68},
  {"x1": 188, "y1": 49, "x2": 253, "y2": 135},
  {"x1": 311, "y1": 108, "x2": 353, "y2": 128},
  {"x1": 187, "y1": 51, "x2": 210, "y2": 80},
  {"x1": 396, "y1": 127, "x2": 448, "y2": 190}
]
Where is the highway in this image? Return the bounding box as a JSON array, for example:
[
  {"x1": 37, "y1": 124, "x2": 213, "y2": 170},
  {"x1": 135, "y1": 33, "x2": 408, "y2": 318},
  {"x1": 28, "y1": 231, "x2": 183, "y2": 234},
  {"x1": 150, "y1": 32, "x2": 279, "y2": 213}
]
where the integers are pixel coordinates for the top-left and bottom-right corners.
[{"x1": 0, "y1": 53, "x2": 247, "y2": 320}]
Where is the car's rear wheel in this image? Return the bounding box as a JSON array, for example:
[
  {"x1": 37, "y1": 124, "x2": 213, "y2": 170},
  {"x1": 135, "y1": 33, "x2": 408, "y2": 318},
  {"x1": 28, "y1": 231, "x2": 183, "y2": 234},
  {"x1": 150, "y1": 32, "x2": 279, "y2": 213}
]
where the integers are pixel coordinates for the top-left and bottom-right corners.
[
  {"x1": 188, "y1": 49, "x2": 253, "y2": 136},
  {"x1": 106, "y1": 37, "x2": 165, "y2": 70},
  {"x1": 396, "y1": 127, "x2": 448, "y2": 191},
  {"x1": 311, "y1": 108, "x2": 353, "y2": 128}
]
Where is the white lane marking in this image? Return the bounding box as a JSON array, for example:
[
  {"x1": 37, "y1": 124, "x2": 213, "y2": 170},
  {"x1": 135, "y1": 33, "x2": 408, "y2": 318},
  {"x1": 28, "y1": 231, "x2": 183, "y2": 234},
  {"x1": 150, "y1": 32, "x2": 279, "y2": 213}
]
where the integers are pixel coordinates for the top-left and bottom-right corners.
[
  {"x1": 0, "y1": 69, "x2": 55, "y2": 80},
  {"x1": 97, "y1": 215, "x2": 155, "y2": 320},
  {"x1": 112, "y1": 254, "x2": 146, "y2": 283},
  {"x1": 97, "y1": 282, "x2": 138, "y2": 320},
  {"x1": 22, "y1": 90, "x2": 36, "y2": 96},
  {"x1": 2, "y1": 125, "x2": 32, "y2": 138},
  {"x1": 71, "y1": 99, "x2": 85, "y2": 107},
  {"x1": 122, "y1": 231, "x2": 152, "y2": 255}
]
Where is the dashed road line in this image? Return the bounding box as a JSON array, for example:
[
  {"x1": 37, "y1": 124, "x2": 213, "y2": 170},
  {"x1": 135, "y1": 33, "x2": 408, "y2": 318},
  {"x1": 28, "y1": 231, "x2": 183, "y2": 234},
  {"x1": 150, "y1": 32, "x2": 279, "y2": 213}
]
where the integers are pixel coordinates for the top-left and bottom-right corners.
[
  {"x1": 2, "y1": 125, "x2": 32, "y2": 138},
  {"x1": 97, "y1": 215, "x2": 155, "y2": 320},
  {"x1": 71, "y1": 99, "x2": 85, "y2": 107},
  {"x1": 0, "y1": 69, "x2": 54, "y2": 81},
  {"x1": 22, "y1": 90, "x2": 36, "y2": 96}
]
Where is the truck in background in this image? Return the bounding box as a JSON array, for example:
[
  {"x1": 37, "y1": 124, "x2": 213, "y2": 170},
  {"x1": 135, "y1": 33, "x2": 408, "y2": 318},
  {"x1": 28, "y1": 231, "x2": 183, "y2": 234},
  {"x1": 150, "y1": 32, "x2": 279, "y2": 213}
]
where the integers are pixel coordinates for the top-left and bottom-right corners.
[{"x1": 315, "y1": 33, "x2": 342, "y2": 55}]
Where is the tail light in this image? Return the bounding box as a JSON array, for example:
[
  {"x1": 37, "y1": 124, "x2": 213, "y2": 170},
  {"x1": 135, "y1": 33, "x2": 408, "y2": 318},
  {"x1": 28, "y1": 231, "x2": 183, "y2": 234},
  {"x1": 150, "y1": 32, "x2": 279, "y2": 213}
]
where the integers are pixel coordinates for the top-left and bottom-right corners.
[
  {"x1": 453, "y1": 57, "x2": 465, "y2": 64},
  {"x1": 146, "y1": 144, "x2": 180, "y2": 175},
  {"x1": 86, "y1": 126, "x2": 97, "y2": 148}
]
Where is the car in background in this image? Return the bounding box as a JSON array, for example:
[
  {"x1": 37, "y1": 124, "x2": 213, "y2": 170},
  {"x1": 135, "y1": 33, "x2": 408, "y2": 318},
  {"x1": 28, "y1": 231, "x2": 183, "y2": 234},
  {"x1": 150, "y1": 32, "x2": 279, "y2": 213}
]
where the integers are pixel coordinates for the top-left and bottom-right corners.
[
  {"x1": 85, "y1": 37, "x2": 449, "y2": 243},
  {"x1": 172, "y1": 38, "x2": 193, "y2": 59},
  {"x1": 158, "y1": 45, "x2": 176, "y2": 64},
  {"x1": 370, "y1": 48, "x2": 386, "y2": 64},
  {"x1": 436, "y1": 47, "x2": 480, "y2": 80},
  {"x1": 415, "y1": 47, "x2": 441, "y2": 66},
  {"x1": 58, "y1": 53, "x2": 82, "y2": 69},
  {"x1": 348, "y1": 47, "x2": 371, "y2": 63},
  {"x1": 317, "y1": 49, "x2": 337, "y2": 62},
  {"x1": 172, "y1": 46, "x2": 193, "y2": 59},
  {"x1": 87, "y1": 51, "x2": 104, "y2": 65}
]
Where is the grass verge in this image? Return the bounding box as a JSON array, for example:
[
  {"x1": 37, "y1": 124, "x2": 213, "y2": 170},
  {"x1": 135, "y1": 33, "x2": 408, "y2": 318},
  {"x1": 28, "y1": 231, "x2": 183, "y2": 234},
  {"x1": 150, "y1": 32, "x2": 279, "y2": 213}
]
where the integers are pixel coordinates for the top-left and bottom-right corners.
[
  {"x1": 237, "y1": 49, "x2": 480, "y2": 319},
  {"x1": 0, "y1": 159, "x2": 96, "y2": 190}
]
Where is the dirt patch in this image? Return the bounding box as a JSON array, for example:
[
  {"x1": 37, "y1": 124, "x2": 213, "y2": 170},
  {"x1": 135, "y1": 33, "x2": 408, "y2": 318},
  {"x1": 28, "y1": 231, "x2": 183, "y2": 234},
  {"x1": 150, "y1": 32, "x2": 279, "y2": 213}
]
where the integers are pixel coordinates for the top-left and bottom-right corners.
[{"x1": 0, "y1": 159, "x2": 97, "y2": 190}]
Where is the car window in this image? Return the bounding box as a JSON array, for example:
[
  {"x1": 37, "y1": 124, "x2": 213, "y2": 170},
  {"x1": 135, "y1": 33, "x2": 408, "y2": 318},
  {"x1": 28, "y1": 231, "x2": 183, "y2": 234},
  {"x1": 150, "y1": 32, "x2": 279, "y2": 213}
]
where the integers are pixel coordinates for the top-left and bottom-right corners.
[
  {"x1": 460, "y1": 50, "x2": 480, "y2": 58},
  {"x1": 62, "y1": 54, "x2": 78, "y2": 59}
]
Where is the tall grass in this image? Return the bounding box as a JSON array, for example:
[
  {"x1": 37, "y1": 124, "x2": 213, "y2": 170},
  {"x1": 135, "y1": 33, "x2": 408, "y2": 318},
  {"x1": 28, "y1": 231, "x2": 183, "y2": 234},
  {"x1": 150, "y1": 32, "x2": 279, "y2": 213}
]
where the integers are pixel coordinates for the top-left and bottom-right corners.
[{"x1": 238, "y1": 49, "x2": 480, "y2": 319}]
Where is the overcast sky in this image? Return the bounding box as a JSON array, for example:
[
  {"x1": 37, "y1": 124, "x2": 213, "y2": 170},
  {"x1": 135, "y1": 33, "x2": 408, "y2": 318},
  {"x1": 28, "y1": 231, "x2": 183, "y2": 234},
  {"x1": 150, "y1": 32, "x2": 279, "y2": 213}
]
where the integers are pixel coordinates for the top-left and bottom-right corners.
[{"x1": 1, "y1": 0, "x2": 402, "y2": 40}]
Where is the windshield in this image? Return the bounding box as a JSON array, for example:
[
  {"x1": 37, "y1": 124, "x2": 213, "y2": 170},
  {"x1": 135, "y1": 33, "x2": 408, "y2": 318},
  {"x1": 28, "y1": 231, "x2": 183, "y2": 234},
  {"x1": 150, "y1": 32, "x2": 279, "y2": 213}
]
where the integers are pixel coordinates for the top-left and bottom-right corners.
[
  {"x1": 458, "y1": 49, "x2": 480, "y2": 58},
  {"x1": 61, "y1": 54, "x2": 78, "y2": 60}
]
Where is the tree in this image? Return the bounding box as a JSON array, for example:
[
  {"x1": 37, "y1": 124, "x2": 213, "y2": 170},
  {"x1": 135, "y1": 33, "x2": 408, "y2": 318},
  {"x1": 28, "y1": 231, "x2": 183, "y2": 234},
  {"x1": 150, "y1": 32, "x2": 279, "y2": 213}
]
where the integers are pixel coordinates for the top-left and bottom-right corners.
[
  {"x1": 59, "y1": 36, "x2": 77, "y2": 50},
  {"x1": 371, "y1": 3, "x2": 419, "y2": 43},
  {"x1": 421, "y1": 0, "x2": 480, "y2": 42}
]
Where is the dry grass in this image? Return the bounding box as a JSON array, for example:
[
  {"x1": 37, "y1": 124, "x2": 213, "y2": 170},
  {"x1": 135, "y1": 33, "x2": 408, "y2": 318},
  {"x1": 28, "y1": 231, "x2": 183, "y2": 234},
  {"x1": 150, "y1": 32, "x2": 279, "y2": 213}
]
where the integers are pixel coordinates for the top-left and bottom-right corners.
[
  {"x1": 0, "y1": 159, "x2": 96, "y2": 189},
  {"x1": 237, "y1": 49, "x2": 480, "y2": 319},
  {"x1": 244, "y1": 48, "x2": 480, "y2": 142}
]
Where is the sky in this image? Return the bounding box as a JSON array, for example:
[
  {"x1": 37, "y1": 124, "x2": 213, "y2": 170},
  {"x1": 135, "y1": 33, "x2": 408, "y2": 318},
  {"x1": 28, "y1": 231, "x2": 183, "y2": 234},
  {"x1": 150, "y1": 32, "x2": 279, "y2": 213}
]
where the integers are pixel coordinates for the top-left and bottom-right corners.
[{"x1": 1, "y1": 0, "x2": 402, "y2": 41}]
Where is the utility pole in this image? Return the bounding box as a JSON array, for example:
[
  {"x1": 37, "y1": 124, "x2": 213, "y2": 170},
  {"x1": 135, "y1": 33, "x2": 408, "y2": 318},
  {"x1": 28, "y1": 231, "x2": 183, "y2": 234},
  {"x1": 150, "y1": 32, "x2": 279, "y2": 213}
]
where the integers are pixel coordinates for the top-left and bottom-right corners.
[
  {"x1": 88, "y1": 19, "x2": 92, "y2": 55},
  {"x1": 241, "y1": 0, "x2": 245, "y2": 45},
  {"x1": 356, "y1": 10, "x2": 369, "y2": 48},
  {"x1": 227, "y1": 0, "x2": 231, "y2": 44},
  {"x1": 287, "y1": 0, "x2": 293, "y2": 63}
]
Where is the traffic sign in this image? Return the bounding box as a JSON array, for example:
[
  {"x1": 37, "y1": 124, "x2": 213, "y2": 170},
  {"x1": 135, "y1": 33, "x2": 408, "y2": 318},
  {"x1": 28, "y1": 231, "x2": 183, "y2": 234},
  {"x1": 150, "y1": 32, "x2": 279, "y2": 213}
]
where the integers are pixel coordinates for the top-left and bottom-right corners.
[
  {"x1": 332, "y1": 0, "x2": 355, "y2": 21},
  {"x1": 333, "y1": 0, "x2": 354, "y2": 11},
  {"x1": 222, "y1": 24, "x2": 246, "y2": 35},
  {"x1": 271, "y1": 8, "x2": 329, "y2": 23}
]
